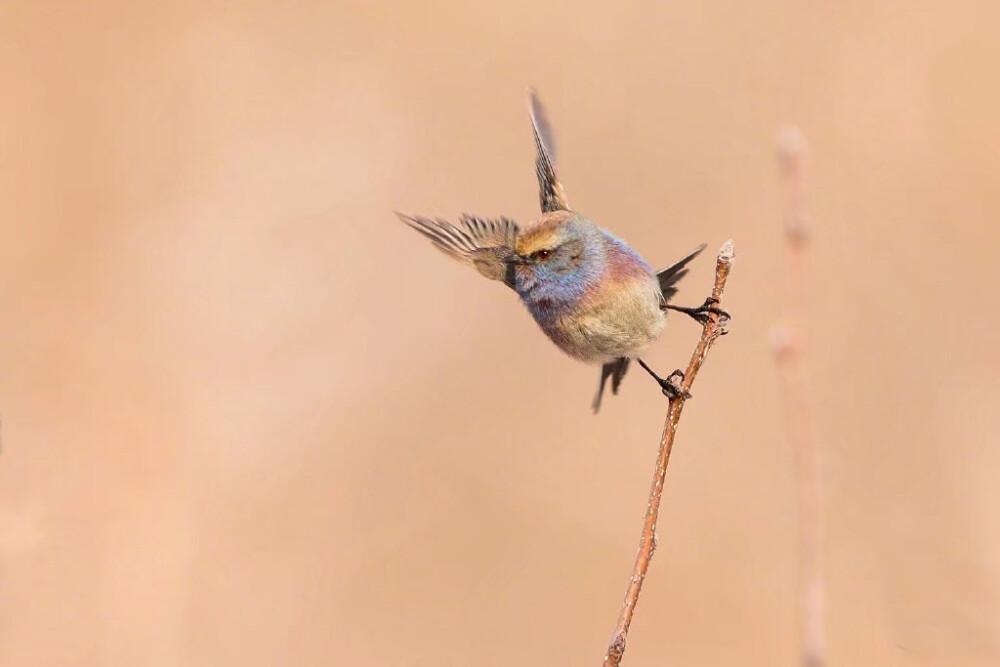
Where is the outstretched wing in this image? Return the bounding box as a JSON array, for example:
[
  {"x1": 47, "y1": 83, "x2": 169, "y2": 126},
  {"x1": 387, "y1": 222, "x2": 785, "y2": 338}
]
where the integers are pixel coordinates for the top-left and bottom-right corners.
[
  {"x1": 657, "y1": 244, "x2": 707, "y2": 304},
  {"x1": 397, "y1": 213, "x2": 521, "y2": 288},
  {"x1": 527, "y1": 89, "x2": 570, "y2": 213},
  {"x1": 592, "y1": 357, "x2": 630, "y2": 414}
]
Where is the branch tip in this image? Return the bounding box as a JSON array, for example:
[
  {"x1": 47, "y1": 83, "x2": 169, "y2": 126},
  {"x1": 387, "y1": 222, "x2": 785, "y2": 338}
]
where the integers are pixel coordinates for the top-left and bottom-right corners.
[{"x1": 718, "y1": 239, "x2": 735, "y2": 264}]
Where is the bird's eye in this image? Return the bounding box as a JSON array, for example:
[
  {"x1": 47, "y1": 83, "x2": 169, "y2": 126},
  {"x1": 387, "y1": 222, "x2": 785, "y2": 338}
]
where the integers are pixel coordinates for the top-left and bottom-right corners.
[{"x1": 536, "y1": 249, "x2": 552, "y2": 261}]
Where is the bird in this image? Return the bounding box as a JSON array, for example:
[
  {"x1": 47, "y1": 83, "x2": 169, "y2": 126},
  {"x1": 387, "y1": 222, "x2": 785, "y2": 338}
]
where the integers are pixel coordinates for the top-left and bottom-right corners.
[{"x1": 398, "y1": 89, "x2": 722, "y2": 412}]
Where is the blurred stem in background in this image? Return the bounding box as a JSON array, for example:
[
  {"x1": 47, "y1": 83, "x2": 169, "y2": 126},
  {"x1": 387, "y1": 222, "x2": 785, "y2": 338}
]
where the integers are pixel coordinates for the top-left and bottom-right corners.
[{"x1": 773, "y1": 127, "x2": 825, "y2": 667}]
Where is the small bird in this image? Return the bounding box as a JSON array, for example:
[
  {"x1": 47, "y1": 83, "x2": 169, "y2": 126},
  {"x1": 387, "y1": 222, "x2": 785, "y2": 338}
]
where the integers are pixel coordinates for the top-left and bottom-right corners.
[{"x1": 398, "y1": 90, "x2": 722, "y2": 412}]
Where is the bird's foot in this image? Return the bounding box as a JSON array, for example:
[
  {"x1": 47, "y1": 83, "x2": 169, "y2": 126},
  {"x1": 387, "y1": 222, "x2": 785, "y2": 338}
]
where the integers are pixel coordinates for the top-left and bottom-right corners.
[
  {"x1": 666, "y1": 297, "x2": 730, "y2": 326},
  {"x1": 637, "y1": 358, "x2": 692, "y2": 400},
  {"x1": 658, "y1": 369, "x2": 691, "y2": 400}
]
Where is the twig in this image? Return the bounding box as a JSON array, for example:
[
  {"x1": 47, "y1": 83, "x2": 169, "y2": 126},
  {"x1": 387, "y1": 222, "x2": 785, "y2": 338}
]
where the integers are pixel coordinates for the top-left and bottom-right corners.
[
  {"x1": 772, "y1": 127, "x2": 825, "y2": 667},
  {"x1": 603, "y1": 240, "x2": 735, "y2": 667}
]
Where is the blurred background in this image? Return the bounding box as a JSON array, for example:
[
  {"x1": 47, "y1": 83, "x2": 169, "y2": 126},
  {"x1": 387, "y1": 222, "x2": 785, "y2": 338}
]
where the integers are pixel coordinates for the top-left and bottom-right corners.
[{"x1": 2, "y1": 1, "x2": 999, "y2": 665}]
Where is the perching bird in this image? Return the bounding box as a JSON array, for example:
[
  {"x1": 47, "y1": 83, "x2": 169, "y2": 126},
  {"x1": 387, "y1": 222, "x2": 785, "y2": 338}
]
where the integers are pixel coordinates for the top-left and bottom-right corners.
[{"x1": 398, "y1": 90, "x2": 722, "y2": 412}]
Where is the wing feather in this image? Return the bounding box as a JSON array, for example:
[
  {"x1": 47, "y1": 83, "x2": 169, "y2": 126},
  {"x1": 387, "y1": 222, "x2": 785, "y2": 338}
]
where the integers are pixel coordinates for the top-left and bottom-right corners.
[
  {"x1": 527, "y1": 89, "x2": 570, "y2": 213},
  {"x1": 397, "y1": 213, "x2": 521, "y2": 288}
]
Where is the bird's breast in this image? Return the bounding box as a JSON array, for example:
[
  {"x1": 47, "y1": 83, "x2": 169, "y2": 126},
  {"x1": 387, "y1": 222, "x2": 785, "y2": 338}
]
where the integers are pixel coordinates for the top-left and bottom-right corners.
[{"x1": 525, "y1": 272, "x2": 665, "y2": 363}]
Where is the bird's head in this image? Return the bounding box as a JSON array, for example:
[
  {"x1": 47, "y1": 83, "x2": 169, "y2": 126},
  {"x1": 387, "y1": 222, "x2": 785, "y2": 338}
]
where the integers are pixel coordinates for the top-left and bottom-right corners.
[{"x1": 509, "y1": 211, "x2": 602, "y2": 294}]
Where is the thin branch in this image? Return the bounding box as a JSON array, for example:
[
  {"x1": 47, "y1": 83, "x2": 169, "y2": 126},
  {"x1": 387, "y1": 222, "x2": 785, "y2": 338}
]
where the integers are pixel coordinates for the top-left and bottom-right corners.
[
  {"x1": 772, "y1": 127, "x2": 825, "y2": 667},
  {"x1": 603, "y1": 240, "x2": 736, "y2": 667}
]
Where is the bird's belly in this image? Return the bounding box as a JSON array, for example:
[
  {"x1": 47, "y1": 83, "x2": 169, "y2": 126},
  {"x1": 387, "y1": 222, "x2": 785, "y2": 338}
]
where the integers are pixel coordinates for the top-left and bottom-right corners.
[{"x1": 535, "y1": 290, "x2": 665, "y2": 363}]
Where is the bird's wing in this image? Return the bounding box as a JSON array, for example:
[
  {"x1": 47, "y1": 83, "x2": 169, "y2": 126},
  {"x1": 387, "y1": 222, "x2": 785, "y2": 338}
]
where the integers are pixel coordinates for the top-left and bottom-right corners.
[
  {"x1": 656, "y1": 244, "x2": 707, "y2": 303},
  {"x1": 592, "y1": 357, "x2": 630, "y2": 413},
  {"x1": 527, "y1": 89, "x2": 570, "y2": 213},
  {"x1": 397, "y1": 213, "x2": 521, "y2": 288}
]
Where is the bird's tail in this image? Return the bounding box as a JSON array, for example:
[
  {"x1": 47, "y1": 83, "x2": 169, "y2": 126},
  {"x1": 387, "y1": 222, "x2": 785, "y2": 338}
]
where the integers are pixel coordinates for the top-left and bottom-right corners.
[
  {"x1": 592, "y1": 357, "x2": 630, "y2": 414},
  {"x1": 657, "y1": 244, "x2": 707, "y2": 303}
]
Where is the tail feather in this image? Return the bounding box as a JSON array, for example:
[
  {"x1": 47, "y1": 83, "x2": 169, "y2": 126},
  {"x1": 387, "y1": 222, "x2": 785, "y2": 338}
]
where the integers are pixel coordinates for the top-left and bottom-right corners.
[
  {"x1": 592, "y1": 357, "x2": 630, "y2": 413},
  {"x1": 657, "y1": 244, "x2": 707, "y2": 303}
]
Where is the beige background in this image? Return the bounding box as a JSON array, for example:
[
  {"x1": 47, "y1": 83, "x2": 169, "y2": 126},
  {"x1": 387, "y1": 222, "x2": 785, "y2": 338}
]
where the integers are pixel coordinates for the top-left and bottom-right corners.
[{"x1": 2, "y1": 1, "x2": 999, "y2": 665}]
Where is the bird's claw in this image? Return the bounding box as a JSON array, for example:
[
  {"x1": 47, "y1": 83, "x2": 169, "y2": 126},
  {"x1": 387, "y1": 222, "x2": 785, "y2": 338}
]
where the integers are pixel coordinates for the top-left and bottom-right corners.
[
  {"x1": 666, "y1": 297, "x2": 731, "y2": 327},
  {"x1": 659, "y1": 369, "x2": 691, "y2": 400},
  {"x1": 691, "y1": 297, "x2": 731, "y2": 326}
]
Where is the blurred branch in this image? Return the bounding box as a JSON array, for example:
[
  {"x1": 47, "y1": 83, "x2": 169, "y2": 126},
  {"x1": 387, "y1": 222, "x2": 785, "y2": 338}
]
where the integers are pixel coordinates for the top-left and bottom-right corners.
[
  {"x1": 603, "y1": 240, "x2": 735, "y2": 667},
  {"x1": 772, "y1": 127, "x2": 825, "y2": 667}
]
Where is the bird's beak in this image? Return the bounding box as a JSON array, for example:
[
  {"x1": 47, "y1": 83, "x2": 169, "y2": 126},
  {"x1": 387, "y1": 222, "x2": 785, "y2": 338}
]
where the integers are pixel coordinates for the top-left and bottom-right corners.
[{"x1": 505, "y1": 255, "x2": 528, "y2": 266}]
